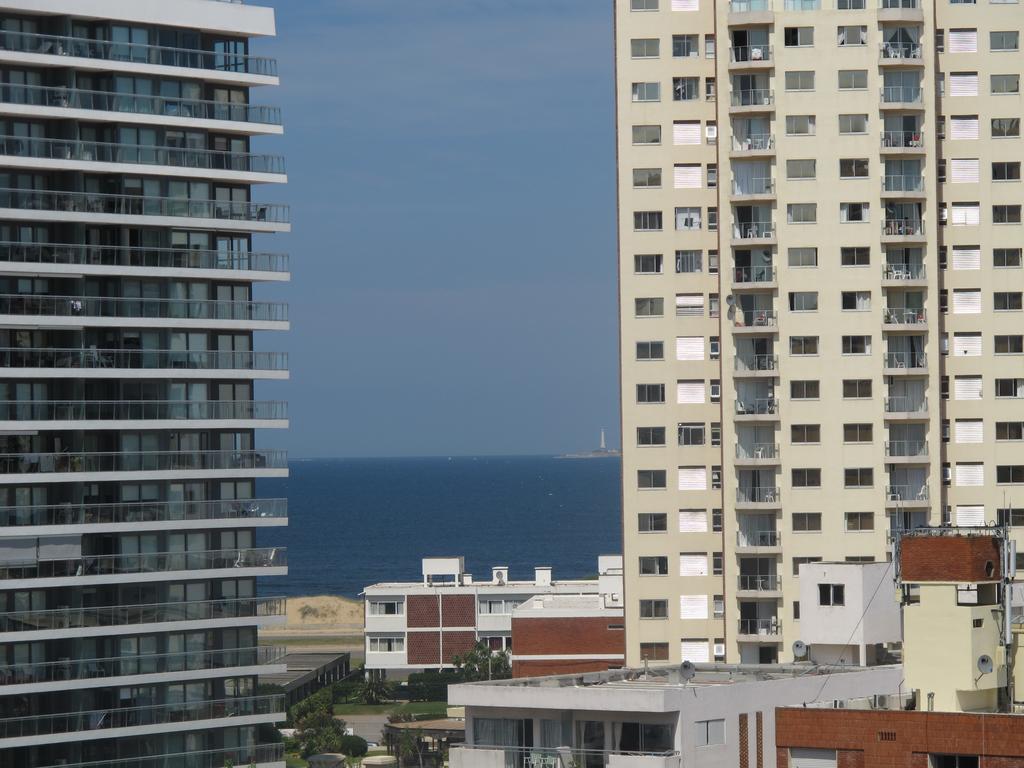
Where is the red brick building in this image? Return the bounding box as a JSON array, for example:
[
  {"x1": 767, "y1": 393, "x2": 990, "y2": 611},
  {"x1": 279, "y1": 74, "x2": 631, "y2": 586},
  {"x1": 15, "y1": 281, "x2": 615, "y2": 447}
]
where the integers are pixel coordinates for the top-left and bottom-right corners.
[{"x1": 510, "y1": 594, "x2": 626, "y2": 677}]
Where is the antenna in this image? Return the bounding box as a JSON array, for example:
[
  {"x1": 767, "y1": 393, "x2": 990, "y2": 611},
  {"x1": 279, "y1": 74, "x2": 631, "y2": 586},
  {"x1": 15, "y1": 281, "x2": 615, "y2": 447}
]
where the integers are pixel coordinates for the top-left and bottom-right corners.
[
  {"x1": 976, "y1": 654, "x2": 994, "y2": 684},
  {"x1": 792, "y1": 640, "x2": 808, "y2": 659}
]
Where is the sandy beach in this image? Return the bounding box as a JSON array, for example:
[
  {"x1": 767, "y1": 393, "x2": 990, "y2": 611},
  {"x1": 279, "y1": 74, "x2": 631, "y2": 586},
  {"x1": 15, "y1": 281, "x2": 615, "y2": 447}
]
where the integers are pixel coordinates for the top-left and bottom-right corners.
[{"x1": 260, "y1": 595, "x2": 365, "y2": 651}]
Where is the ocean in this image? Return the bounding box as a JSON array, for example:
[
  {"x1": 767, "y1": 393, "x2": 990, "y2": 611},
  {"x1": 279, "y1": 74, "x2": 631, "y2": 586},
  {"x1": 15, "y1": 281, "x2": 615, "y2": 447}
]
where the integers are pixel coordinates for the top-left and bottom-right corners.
[{"x1": 258, "y1": 456, "x2": 622, "y2": 598}]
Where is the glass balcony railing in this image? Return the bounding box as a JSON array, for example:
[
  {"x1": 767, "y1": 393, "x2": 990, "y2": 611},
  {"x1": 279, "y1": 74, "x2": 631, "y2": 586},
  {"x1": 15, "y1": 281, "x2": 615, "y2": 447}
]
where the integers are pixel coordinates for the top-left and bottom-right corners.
[
  {"x1": 738, "y1": 575, "x2": 780, "y2": 591},
  {"x1": 732, "y1": 177, "x2": 775, "y2": 195},
  {"x1": 736, "y1": 487, "x2": 780, "y2": 504},
  {"x1": 0, "y1": 596, "x2": 286, "y2": 634},
  {"x1": 881, "y1": 85, "x2": 923, "y2": 104},
  {"x1": 0, "y1": 241, "x2": 288, "y2": 274},
  {"x1": 884, "y1": 352, "x2": 927, "y2": 369},
  {"x1": 0, "y1": 347, "x2": 287, "y2": 372},
  {"x1": 880, "y1": 42, "x2": 922, "y2": 60},
  {"x1": 731, "y1": 89, "x2": 774, "y2": 107},
  {"x1": 734, "y1": 265, "x2": 776, "y2": 284},
  {"x1": 735, "y1": 397, "x2": 778, "y2": 415},
  {"x1": 37, "y1": 744, "x2": 286, "y2": 768},
  {"x1": 885, "y1": 440, "x2": 928, "y2": 458},
  {"x1": 883, "y1": 308, "x2": 927, "y2": 325},
  {"x1": 882, "y1": 131, "x2": 924, "y2": 149},
  {"x1": 883, "y1": 218, "x2": 924, "y2": 236},
  {"x1": 783, "y1": 0, "x2": 819, "y2": 8},
  {"x1": 0, "y1": 293, "x2": 288, "y2": 322},
  {"x1": 0, "y1": 695, "x2": 284, "y2": 741},
  {"x1": 883, "y1": 175, "x2": 925, "y2": 192},
  {"x1": 450, "y1": 746, "x2": 679, "y2": 768},
  {"x1": 0, "y1": 497, "x2": 287, "y2": 528},
  {"x1": 735, "y1": 309, "x2": 777, "y2": 328},
  {"x1": 881, "y1": 0, "x2": 919, "y2": 6},
  {"x1": 729, "y1": 0, "x2": 772, "y2": 10},
  {"x1": 0, "y1": 188, "x2": 289, "y2": 224},
  {"x1": 0, "y1": 30, "x2": 277, "y2": 76},
  {"x1": 0, "y1": 134, "x2": 285, "y2": 174},
  {"x1": 738, "y1": 618, "x2": 780, "y2": 635},
  {"x1": 735, "y1": 443, "x2": 779, "y2": 460},
  {"x1": 737, "y1": 530, "x2": 780, "y2": 547},
  {"x1": 0, "y1": 399, "x2": 287, "y2": 422},
  {"x1": 0, "y1": 449, "x2": 287, "y2": 476},
  {"x1": 882, "y1": 263, "x2": 926, "y2": 280},
  {"x1": 886, "y1": 484, "x2": 929, "y2": 502},
  {"x1": 0, "y1": 547, "x2": 286, "y2": 581},
  {"x1": 0, "y1": 645, "x2": 284, "y2": 687},
  {"x1": 0, "y1": 83, "x2": 281, "y2": 125},
  {"x1": 730, "y1": 45, "x2": 772, "y2": 63},
  {"x1": 734, "y1": 354, "x2": 778, "y2": 372},
  {"x1": 884, "y1": 396, "x2": 928, "y2": 413},
  {"x1": 733, "y1": 222, "x2": 775, "y2": 239}
]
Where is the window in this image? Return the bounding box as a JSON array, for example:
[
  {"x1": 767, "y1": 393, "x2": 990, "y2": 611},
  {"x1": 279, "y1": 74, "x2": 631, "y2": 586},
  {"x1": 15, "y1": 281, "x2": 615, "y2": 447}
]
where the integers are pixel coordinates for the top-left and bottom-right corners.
[
  {"x1": 678, "y1": 423, "x2": 705, "y2": 446},
  {"x1": 991, "y1": 31, "x2": 1019, "y2": 52},
  {"x1": 791, "y1": 424, "x2": 821, "y2": 443},
  {"x1": 838, "y1": 26, "x2": 867, "y2": 46},
  {"x1": 637, "y1": 426, "x2": 666, "y2": 445},
  {"x1": 369, "y1": 636, "x2": 405, "y2": 653},
  {"x1": 791, "y1": 380, "x2": 820, "y2": 399},
  {"x1": 695, "y1": 720, "x2": 725, "y2": 748},
  {"x1": 673, "y1": 121, "x2": 701, "y2": 145},
  {"x1": 790, "y1": 336, "x2": 819, "y2": 355},
  {"x1": 705, "y1": 78, "x2": 716, "y2": 101},
  {"x1": 676, "y1": 250, "x2": 702, "y2": 273},
  {"x1": 839, "y1": 70, "x2": 868, "y2": 90},
  {"x1": 633, "y1": 168, "x2": 662, "y2": 188},
  {"x1": 640, "y1": 643, "x2": 669, "y2": 662},
  {"x1": 369, "y1": 601, "x2": 405, "y2": 616},
  {"x1": 998, "y1": 423, "x2": 1024, "y2": 441},
  {"x1": 840, "y1": 202, "x2": 869, "y2": 222},
  {"x1": 838, "y1": 0, "x2": 865, "y2": 7},
  {"x1": 631, "y1": 38, "x2": 660, "y2": 58},
  {"x1": 789, "y1": 291, "x2": 818, "y2": 311},
  {"x1": 637, "y1": 384, "x2": 665, "y2": 403},
  {"x1": 792, "y1": 468, "x2": 821, "y2": 487},
  {"x1": 993, "y1": 118, "x2": 1020, "y2": 138},
  {"x1": 846, "y1": 512, "x2": 874, "y2": 531},
  {"x1": 840, "y1": 247, "x2": 870, "y2": 266},
  {"x1": 639, "y1": 598, "x2": 669, "y2": 617},
  {"x1": 818, "y1": 584, "x2": 845, "y2": 606},
  {"x1": 997, "y1": 379, "x2": 1024, "y2": 398},
  {"x1": 708, "y1": 208, "x2": 718, "y2": 231},
  {"x1": 788, "y1": 247, "x2": 818, "y2": 266},
  {"x1": 705, "y1": 35, "x2": 716, "y2": 58},
  {"x1": 996, "y1": 248, "x2": 1023, "y2": 268},
  {"x1": 672, "y1": 77, "x2": 699, "y2": 101},
  {"x1": 995, "y1": 292, "x2": 1023, "y2": 311},
  {"x1": 713, "y1": 595, "x2": 724, "y2": 618},
  {"x1": 710, "y1": 423, "x2": 721, "y2": 446},
  {"x1": 639, "y1": 513, "x2": 668, "y2": 533},
  {"x1": 793, "y1": 556, "x2": 822, "y2": 575},
  {"x1": 784, "y1": 27, "x2": 814, "y2": 47},
  {"x1": 793, "y1": 512, "x2": 822, "y2": 532},
  {"x1": 999, "y1": 508, "x2": 1024, "y2": 527},
  {"x1": 634, "y1": 211, "x2": 663, "y2": 231},
  {"x1": 843, "y1": 423, "x2": 873, "y2": 442},
  {"x1": 996, "y1": 335, "x2": 1024, "y2": 354},
  {"x1": 841, "y1": 291, "x2": 871, "y2": 310},
  {"x1": 840, "y1": 158, "x2": 869, "y2": 178},
  {"x1": 844, "y1": 467, "x2": 874, "y2": 488},
  {"x1": 787, "y1": 159, "x2": 817, "y2": 180},
  {"x1": 712, "y1": 552, "x2": 723, "y2": 576},
  {"x1": 786, "y1": 115, "x2": 816, "y2": 135},
  {"x1": 707, "y1": 165, "x2": 718, "y2": 188},
  {"x1": 788, "y1": 203, "x2": 817, "y2": 223},
  {"x1": 843, "y1": 379, "x2": 872, "y2": 398},
  {"x1": 635, "y1": 254, "x2": 663, "y2": 274},
  {"x1": 635, "y1": 297, "x2": 664, "y2": 316},
  {"x1": 632, "y1": 82, "x2": 661, "y2": 102},
  {"x1": 994, "y1": 205, "x2": 1022, "y2": 224},
  {"x1": 839, "y1": 114, "x2": 868, "y2": 134},
  {"x1": 631, "y1": 0, "x2": 659, "y2": 9},
  {"x1": 632, "y1": 125, "x2": 662, "y2": 145},
  {"x1": 712, "y1": 508, "x2": 723, "y2": 532},
  {"x1": 636, "y1": 342, "x2": 664, "y2": 361},
  {"x1": 638, "y1": 556, "x2": 669, "y2": 574},
  {"x1": 951, "y1": 115, "x2": 980, "y2": 139},
  {"x1": 842, "y1": 335, "x2": 871, "y2": 354},
  {"x1": 950, "y1": 72, "x2": 979, "y2": 97},
  {"x1": 992, "y1": 75, "x2": 1020, "y2": 95},
  {"x1": 794, "y1": 601, "x2": 801, "y2": 620},
  {"x1": 672, "y1": 34, "x2": 698, "y2": 57},
  {"x1": 785, "y1": 71, "x2": 815, "y2": 91},
  {"x1": 675, "y1": 207, "x2": 701, "y2": 230},
  {"x1": 994, "y1": 162, "x2": 1021, "y2": 181},
  {"x1": 998, "y1": 466, "x2": 1024, "y2": 485}
]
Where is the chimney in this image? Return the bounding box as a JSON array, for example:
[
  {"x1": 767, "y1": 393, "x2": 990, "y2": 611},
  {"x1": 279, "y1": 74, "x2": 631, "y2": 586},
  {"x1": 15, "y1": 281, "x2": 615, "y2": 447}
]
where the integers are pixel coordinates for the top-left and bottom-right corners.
[{"x1": 535, "y1": 566, "x2": 553, "y2": 587}]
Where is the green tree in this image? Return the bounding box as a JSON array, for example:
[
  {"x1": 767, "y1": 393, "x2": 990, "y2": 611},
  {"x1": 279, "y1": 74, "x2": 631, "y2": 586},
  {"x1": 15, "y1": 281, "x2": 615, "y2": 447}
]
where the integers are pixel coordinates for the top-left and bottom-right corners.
[
  {"x1": 296, "y1": 708, "x2": 347, "y2": 758},
  {"x1": 451, "y1": 642, "x2": 511, "y2": 682},
  {"x1": 339, "y1": 734, "x2": 369, "y2": 757},
  {"x1": 395, "y1": 726, "x2": 427, "y2": 768},
  {"x1": 358, "y1": 675, "x2": 393, "y2": 705},
  {"x1": 288, "y1": 686, "x2": 333, "y2": 727}
]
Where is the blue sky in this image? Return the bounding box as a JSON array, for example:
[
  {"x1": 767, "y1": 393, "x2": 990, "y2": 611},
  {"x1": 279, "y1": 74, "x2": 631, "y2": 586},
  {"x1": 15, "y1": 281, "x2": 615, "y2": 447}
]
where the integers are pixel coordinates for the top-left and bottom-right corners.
[{"x1": 255, "y1": 1, "x2": 618, "y2": 458}]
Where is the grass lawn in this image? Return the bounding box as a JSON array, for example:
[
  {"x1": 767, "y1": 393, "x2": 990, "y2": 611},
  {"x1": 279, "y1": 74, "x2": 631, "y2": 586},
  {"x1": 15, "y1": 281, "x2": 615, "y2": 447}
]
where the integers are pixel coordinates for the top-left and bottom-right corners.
[
  {"x1": 332, "y1": 700, "x2": 449, "y2": 718},
  {"x1": 261, "y1": 635, "x2": 363, "y2": 647},
  {"x1": 285, "y1": 753, "x2": 308, "y2": 768}
]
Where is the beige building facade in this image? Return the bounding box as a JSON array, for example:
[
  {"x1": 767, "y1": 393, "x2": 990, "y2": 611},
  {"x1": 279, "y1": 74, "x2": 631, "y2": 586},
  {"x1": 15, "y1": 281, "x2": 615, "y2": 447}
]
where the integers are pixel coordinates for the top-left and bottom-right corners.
[{"x1": 616, "y1": 0, "x2": 1022, "y2": 665}]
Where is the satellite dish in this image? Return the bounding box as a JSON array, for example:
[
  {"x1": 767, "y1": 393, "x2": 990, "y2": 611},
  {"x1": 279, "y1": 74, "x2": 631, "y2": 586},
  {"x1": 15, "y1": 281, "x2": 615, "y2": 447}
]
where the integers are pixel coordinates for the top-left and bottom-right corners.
[
  {"x1": 978, "y1": 655, "x2": 994, "y2": 675},
  {"x1": 679, "y1": 660, "x2": 696, "y2": 682},
  {"x1": 792, "y1": 640, "x2": 808, "y2": 659},
  {"x1": 725, "y1": 295, "x2": 735, "y2": 306}
]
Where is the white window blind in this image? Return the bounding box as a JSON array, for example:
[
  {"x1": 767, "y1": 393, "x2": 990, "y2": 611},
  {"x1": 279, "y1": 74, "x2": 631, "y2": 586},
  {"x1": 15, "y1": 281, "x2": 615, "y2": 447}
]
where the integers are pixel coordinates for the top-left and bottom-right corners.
[
  {"x1": 955, "y1": 463, "x2": 984, "y2": 486},
  {"x1": 678, "y1": 467, "x2": 708, "y2": 491},
  {"x1": 673, "y1": 121, "x2": 701, "y2": 145},
  {"x1": 676, "y1": 294, "x2": 704, "y2": 315},
  {"x1": 949, "y1": 73, "x2": 979, "y2": 97},
  {"x1": 705, "y1": 123, "x2": 718, "y2": 142},
  {"x1": 948, "y1": 29, "x2": 978, "y2": 53},
  {"x1": 677, "y1": 380, "x2": 706, "y2": 404},
  {"x1": 952, "y1": 246, "x2": 981, "y2": 270},
  {"x1": 679, "y1": 554, "x2": 708, "y2": 576},
  {"x1": 680, "y1": 640, "x2": 710, "y2": 662},
  {"x1": 953, "y1": 333, "x2": 982, "y2": 356},
  {"x1": 952, "y1": 289, "x2": 982, "y2": 313},
  {"x1": 679, "y1": 595, "x2": 708, "y2": 619},
  {"x1": 950, "y1": 158, "x2": 980, "y2": 183},
  {"x1": 672, "y1": 0, "x2": 699, "y2": 9},
  {"x1": 956, "y1": 419, "x2": 984, "y2": 443},
  {"x1": 950, "y1": 116, "x2": 979, "y2": 140},
  {"x1": 679, "y1": 509, "x2": 708, "y2": 532},
  {"x1": 956, "y1": 505, "x2": 985, "y2": 526},
  {"x1": 951, "y1": 203, "x2": 981, "y2": 226},
  {"x1": 790, "y1": 749, "x2": 838, "y2": 768},
  {"x1": 676, "y1": 336, "x2": 705, "y2": 360},
  {"x1": 954, "y1": 376, "x2": 983, "y2": 400},
  {"x1": 674, "y1": 164, "x2": 702, "y2": 189}
]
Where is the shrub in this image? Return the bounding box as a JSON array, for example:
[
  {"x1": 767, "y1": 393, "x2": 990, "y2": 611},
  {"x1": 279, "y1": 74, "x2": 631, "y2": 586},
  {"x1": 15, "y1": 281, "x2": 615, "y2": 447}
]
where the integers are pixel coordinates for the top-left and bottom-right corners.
[{"x1": 340, "y1": 734, "x2": 369, "y2": 757}]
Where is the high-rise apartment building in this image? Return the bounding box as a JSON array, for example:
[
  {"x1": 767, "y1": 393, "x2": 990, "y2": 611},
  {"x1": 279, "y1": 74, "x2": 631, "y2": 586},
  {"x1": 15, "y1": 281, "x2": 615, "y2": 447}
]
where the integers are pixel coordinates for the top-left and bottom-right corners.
[
  {"x1": 616, "y1": 0, "x2": 1021, "y2": 666},
  {"x1": 0, "y1": 1, "x2": 290, "y2": 765}
]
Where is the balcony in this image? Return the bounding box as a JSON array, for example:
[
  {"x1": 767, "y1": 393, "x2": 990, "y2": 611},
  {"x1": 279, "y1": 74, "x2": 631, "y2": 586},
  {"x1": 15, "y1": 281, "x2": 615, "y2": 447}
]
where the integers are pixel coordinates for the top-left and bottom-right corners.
[
  {"x1": 735, "y1": 397, "x2": 779, "y2": 417},
  {"x1": 736, "y1": 486, "x2": 780, "y2": 505},
  {"x1": 38, "y1": 744, "x2": 286, "y2": 768},
  {"x1": 733, "y1": 265, "x2": 776, "y2": 287},
  {"x1": 737, "y1": 531, "x2": 781, "y2": 549},
  {"x1": 0, "y1": 449, "x2": 288, "y2": 479},
  {"x1": 0, "y1": 645, "x2": 285, "y2": 689},
  {"x1": 737, "y1": 575, "x2": 781, "y2": 593},
  {"x1": 884, "y1": 396, "x2": 928, "y2": 416},
  {"x1": 0, "y1": 134, "x2": 285, "y2": 178},
  {"x1": 728, "y1": 0, "x2": 774, "y2": 24},
  {"x1": 0, "y1": 30, "x2": 277, "y2": 77},
  {"x1": 883, "y1": 307, "x2": 927, "y2": 327},
  {"x1": 0, "y1": 399, "x2": 287, "y2": 425},
  {"x1": 0, "y1": 347, "x2": 288, "y2": 376},
  {"x1": 0, "y1": 596, "x2": 286, "y2": 636},
  {"x1": 0, "y1": 293, "x2": 288, "y2": 326},
  {"x1": 0, "y1": 497, "x2": 288, "y2": 529},
  {"x1": 883, "y1": 352, "x2": 927, "y2": 372},
  {"x1": 884, "y1": 440, "x2": 928, "y2": 460},
  {"x1": 730, "y1": 46, "x2": 772, "y2": 69},
  {"x1": 732, "y1": 222, "x2": 775, "y2": 243},
  {"x1": 730, "y1": 90, "x2": 774, "y2": 111},
  {"x1": 0, "y1": 188, "x2": 289, "y2": 229},
  {"x1": 734, "y1": 354, "x2": 778, "y2": 375},
  {"x1": 881, "y1": 131, "x2": 925, "y2": 153},
  {"x1": 0, "y1": 547, "x2": 286, "y2": 583},
  {"x1": 878, "y1": 0, "x2": 924, "y2": 22},
  {"x1": 731, "y1": 134, "x2": 775, "y2": 155},
  {"x1": 0, "y1": 241, "x2": 289, "y2": 277},
  {"x1": 734, "y1": 309, "x2": 778, "y2": 331},
  {"x1": 880, "y1": 86, "x2": 924, "y2": 108},
  {"x1": 883, "y1": 175, "x2": 925, "y2": 195},
  {"x1": 731, "y1": 177, "x2": 775, "y2": 200},
  {"x1": 451, "y1": 746, "x2": 680, "y2": 768},
  {"x1": 737, "y1": 618, "x2": 781, "y2": 641},
  {"x1": 879, "y1": 43, "x2": 923, "y2": 63},
  {"x1": 882, "y1": 263, "x2": 926, "y2": 283},
  {"x1": 882, "y1": 218, "x2": 925, "y2": 240},
  {"x1": 0, "y1": 694, "x2": 284, "y2": 745},
  {"x1": 886, "y1": 484, "x2": 929, "y2": 505},
  {"x1": 0, "y1": 83, "x2": 281, "y2": 127},
  {"x1": 735, "y1": 443, "x2": 780, "y2": 462}
]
